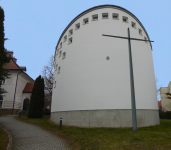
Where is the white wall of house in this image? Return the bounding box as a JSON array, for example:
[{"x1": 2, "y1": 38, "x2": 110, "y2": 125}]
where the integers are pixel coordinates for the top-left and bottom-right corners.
[
  {"x1": 51, "y1": 6, "x2": 158, "y2": 112},
  {"x1": 1, "y1": 71, "x2": 18, "y2": 108},
  {"x1": 1, "y1": 71, "x2": 33, "y2": 109},
  {"x1": 160, "y1": 82, "x2": 171, "y2": 111}
]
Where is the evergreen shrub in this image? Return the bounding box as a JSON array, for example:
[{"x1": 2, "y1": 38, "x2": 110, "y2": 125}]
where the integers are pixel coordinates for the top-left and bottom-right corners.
[
  {"x1": 43, "y1": 108, "x2": 51, "y2": 115},
  {"x1": 28, "y1": 75, "x2": 44, "y2": 118}
]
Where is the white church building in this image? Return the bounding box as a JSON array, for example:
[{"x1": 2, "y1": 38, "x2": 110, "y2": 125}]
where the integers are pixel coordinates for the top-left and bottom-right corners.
[
  {"x1": 0, "y1": 51, "x2": 34, "y2": 114},
  {"x1": 51, "y1": 5, "x2": 159, "y2": 127}
]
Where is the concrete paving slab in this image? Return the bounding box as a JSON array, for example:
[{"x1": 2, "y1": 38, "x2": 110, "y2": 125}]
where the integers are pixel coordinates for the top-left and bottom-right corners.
[{"x1": 0, "y1": 115, "x2": 71, "y2": 150}]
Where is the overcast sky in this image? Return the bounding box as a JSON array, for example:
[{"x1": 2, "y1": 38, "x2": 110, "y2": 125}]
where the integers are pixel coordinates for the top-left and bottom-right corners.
[{"x1": 1, "y1": 0, "x2": 171, "y2": 98}]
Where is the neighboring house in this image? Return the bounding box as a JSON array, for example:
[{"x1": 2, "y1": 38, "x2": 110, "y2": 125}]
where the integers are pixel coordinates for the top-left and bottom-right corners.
[
  {"x1": 160, "y1": 82, "x2": 171, "y2": 112},
  {"x1": 0, "y1": 51, "x2": 34, "y2": 114}
]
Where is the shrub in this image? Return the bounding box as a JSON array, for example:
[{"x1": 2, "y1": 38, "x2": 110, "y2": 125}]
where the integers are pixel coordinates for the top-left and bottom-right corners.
[
  {"x1": 28, "y1": 75, "x2": 44, "y2": 118},
  {"x1": 159, "y1": 110, "x2": 171, "y2": 119},
  {"x1": 43, "y1": 109, "x2": 51, "y2": 115}
]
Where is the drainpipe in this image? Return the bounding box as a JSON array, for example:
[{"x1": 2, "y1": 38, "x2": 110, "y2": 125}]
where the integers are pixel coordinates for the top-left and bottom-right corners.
[{"x1": 12, "y1": 71, "x2": 22, "y2": 115}]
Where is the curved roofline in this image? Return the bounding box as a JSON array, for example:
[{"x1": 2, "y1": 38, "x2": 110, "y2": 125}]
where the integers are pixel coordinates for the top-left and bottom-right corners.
[{"x1": 55, "y1": 4, "x2": 152, "y2": 54}]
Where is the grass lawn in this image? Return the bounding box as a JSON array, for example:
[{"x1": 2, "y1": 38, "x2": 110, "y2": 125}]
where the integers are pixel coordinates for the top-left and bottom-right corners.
[
  {"x1": 17, "y1": 115, "x2": 171, "y2": 150},
  {"x1": 0, "y1": 126, "x2": 8, "y2": 150}
]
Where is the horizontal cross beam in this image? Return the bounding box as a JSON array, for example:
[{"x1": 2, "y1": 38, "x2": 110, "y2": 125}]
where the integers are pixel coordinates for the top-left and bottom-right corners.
[{"x1": 102, "y1": 34, "x2": 154, "y2": 42}]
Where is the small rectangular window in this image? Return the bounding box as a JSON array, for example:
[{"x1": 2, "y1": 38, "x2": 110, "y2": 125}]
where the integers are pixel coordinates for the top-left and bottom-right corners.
[
  {"x1": 68, "y1": 37, "x2": 72, "y2": 44},
  {"x1": 54, "y1": 81, "x2": 56, "y2": 88},
  {"x1": 55, "y1": 64, "x2": 58, "y2": 70},
  {"x1": 57, "y1": 48, "x2": 59, "y2": 55},
  {"x1": 113, "y1": 13, "x2": 119, "y2": 19},
  {"x1": 59, "y1": 51, "x2": 62, "y2": 57},
  {"x1": 75, "y1": 23, "x2": 80, "y2": 30},
  {"x1": 83, "y1": 18, "x2": 89, "y2": 24},
  {"x1": 139, "y1": 29, "x2": 143, "y2": 35},
  {"x1": 60, "y1": 42, "x2": 62, "y2": 49},
  {"x1": 122, "y1": 16, "x2": 128, "y2": 23},
  {"x1": 63, "y1": 35, "x2": 67, "y2": 42},
  {"x1": 144, "y1": 37, "x2": 148, "y2": 43},
  {"x1": 62, "y1": 52, "x2": 66, "y2": 59},
  {"x1": 92, "y1": 14, "x2": 98, "y2": 21},
  {"x1": 131, "y1": 22, "x2": 136, "y2": 28},
  {"x1": 55, "y1": 46, "x2": 57, "y2": 53},
  {"x1": 58, "y1": 67, "x2": 60, "y2": 74},
  {"x1": 69, "y1": 29, "x2": 73, "y2": 36},
  {"x1": 102, "y1": 13, "x2": 108, "y2": 19}
]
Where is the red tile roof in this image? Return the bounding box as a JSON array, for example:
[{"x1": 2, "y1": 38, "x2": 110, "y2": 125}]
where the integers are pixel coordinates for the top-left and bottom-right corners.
[
  {"x1": 3, "y1": 58, "x2": 26, "y2": 71},
  {"x1": 23, "y1": 82, "x2": 34, "y2": 93},
  {"x1": 3, "y1": 59, "x2": 20, "y2": 69},
  {"x1": 158, "y1": 101, "x2": 161, "y2": 110}
]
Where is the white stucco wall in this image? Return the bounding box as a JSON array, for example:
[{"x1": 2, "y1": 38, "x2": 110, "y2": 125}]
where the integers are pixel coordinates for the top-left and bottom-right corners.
[
  {"x1": 1, "y1": 72, "x2": 17, "y2": 108},
  {"x1": 1, "y1": 71, "x2": 33, "y2": 109},
  {"x1": 51, "y1": 6, "x2": 158, "y2": 112},
  {"x1": 160, "y1": 82, "x2": 171, "y2": 112}
]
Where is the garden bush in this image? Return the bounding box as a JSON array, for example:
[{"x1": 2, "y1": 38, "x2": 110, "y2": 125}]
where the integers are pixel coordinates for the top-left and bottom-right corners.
[
  {"x1": 159, "y1": 110, "x2": 171, "y2": 119},
  {"x1": 43, "y1": 109, "x2": 51, "y2": 115}
]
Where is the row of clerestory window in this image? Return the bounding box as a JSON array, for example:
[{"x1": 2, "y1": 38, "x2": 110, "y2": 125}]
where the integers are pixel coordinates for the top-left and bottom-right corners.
[
  {"x1": 55, "y1": 49, "x2": 66, "y2": 59},
  {"x1": 56, "y1": 12, "x2": 148, "y2": 54}
]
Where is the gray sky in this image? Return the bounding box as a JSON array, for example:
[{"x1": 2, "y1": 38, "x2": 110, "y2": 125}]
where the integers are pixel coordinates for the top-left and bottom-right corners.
[{"x1": 1, "y1": 0, "x2": 171, "y2": 96}]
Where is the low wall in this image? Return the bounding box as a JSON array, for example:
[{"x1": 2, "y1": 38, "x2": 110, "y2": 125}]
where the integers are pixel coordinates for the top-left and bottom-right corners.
[
  {"x1": 0, "y1": 109, "x2": 19, "y2": 115},
  {"x1": 51, "y1": 109, "x2": 160, "y2": 127}
]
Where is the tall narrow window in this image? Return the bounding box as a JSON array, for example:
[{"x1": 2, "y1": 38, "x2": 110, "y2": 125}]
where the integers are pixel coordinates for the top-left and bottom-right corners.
[
  {"x1": 113, "y1": 13, "x2": 119, "y2": 19},
  {"x1": 75, "y1": 23, "x2": 80, "y2": 30},
  {"x1": 58, "y1": 67, "x2": 60, "y2": 74},
  {"x1": 102, "y1": 13, "x2": 108, "y2": 19},
  {"x1": 0, "y1": 95, "x2": 3, "y2": 108},
  {"x1": 83, "y1": 18, "x2": 89, "y2": 24},
  {"x1": 69, "y1": 29, "x2": 73, "y2": 36},
  {"x1": 62, "y1": 52, "x2": 66, "y2": 59},
  {"x1": 92, "y1": 14, "x2": 98, "y2": 21},
  {"x1": 68, "y1": 37, "x2": 73, "y2": 44}
]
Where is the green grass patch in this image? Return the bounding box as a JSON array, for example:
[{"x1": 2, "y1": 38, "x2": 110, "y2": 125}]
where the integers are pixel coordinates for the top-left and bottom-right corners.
[
  {"x1": 17, "y1": 116, "x2": 171, "y2": 150},
  {"x1": 0, "y1": 126, "x2": 8, "y2": 150}
]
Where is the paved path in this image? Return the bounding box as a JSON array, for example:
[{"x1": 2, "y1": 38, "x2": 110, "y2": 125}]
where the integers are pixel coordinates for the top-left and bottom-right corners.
[{"x1": 0, "y1": 115, "x2": 71, "y2": 150}]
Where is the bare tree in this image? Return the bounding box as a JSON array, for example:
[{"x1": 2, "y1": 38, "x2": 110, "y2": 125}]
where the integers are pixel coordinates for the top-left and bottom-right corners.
[
  {"x1": 155, "y1": 77, "x2": 160, "y2": 101},
  {"x1": 42, "y1": 55, "x2": 54, "y2": 109}
]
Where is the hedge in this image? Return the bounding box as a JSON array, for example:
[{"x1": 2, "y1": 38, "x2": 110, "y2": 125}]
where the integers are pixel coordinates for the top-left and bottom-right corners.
[{"x1": 159, "y1": 110, "x2": 171, "y2": 119}]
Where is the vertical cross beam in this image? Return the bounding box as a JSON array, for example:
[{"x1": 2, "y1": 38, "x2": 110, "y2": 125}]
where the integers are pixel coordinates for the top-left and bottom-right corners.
[
  {"x1": 102, "y1": 28, "x2": 154, "y2": 131},
  {"x1": 127, "y1": 28, "x2": 137, "y2": 131}
]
